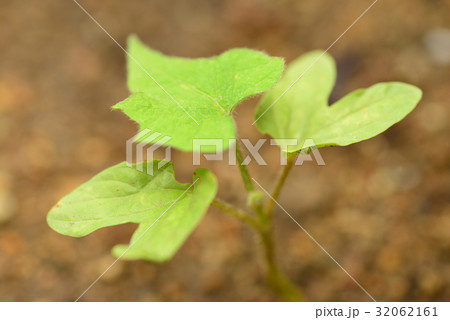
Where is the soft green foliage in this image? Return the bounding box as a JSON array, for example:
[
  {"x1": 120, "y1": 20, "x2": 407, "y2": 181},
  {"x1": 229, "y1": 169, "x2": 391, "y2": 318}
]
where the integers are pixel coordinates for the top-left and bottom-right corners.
[
  {"x1": 48, "y1": 42, "x2": 423, "y2": 272},
  {"x1": 113, "y1": 35, "x2": 284, "y2": 152},
  {"x1": 254, "y1": 51, "x2": 423, "y2": 154},
  {"x1": 47, "y1": 161, "x2": 217, "y2": 262}
]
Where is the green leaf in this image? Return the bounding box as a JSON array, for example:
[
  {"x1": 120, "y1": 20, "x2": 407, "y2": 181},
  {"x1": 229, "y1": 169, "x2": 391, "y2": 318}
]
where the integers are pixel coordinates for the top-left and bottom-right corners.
[
  {"x1": 47, "y1": 161, "x2": 218, "y2": 262},
  {"x1": 254, "y1": 51, "x2": 423, "y2": 153},
  {"x1": 113, "y1": 35, "x2": 284, "y2": 152}
]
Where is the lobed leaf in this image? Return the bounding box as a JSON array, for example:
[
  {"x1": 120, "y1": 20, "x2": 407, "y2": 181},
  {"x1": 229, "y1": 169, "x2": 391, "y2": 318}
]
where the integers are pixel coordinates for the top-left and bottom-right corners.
[
  {"x1": 47, "y1": 161, "x2": 217, "y2": 262},
  {"x1": 113, "y1": 35, "x2": 284, "y2": 152},
  {"x1": 254, "y1": 51, "x2": 423, "y2": 153}
]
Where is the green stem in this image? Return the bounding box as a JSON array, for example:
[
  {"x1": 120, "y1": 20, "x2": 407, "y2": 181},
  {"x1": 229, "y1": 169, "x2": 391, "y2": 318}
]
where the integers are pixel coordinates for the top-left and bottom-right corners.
[
  {"x1": 265, "y1": 155, "x2": 296, "y2": 220},
  {"x1": 211, "y1": 199, "x2": 260, "y2": 229},
  {"x1": 213, "y1": 198, "x2": 304, "y2": 300},
  {"x1": 235, "y1": 141, "x2": 267, "y2": 224},
  {"x1": 258, "y1": 155, "x2": 305, "y2": 300},
  {"x1": 218, "y1": 147, "x2": 304, "y2": 301},
  {"x1": 235, "y1": 141, "x2": 255, "y2": 193},
  {"x1": 259, "y1": 225, "x2": 306, "y2": 302}
]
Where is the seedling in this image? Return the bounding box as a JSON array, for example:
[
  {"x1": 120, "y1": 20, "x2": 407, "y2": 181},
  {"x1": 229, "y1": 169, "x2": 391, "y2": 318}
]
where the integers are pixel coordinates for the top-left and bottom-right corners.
[{"x1": 47, "y1": 36, "x2": 422, "y2": 301}]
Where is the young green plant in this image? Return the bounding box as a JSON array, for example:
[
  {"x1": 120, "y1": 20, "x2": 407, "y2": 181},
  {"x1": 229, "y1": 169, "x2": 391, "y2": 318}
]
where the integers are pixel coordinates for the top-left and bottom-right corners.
[{"x1": 47, "y1": 36, "x2": 422, "y2": 301}]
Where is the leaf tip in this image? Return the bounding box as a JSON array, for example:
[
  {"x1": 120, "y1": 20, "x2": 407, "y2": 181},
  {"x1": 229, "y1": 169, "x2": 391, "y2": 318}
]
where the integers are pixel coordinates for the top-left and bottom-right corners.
[{"x1": 127, "y1": 34, "x2": 141, "y2": 48}]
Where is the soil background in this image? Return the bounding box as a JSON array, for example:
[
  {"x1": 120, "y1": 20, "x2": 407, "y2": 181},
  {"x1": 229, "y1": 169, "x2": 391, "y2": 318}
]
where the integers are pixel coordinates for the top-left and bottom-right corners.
[{"x1": 0, "y1": 0, "x2": 449, "y2": 301}]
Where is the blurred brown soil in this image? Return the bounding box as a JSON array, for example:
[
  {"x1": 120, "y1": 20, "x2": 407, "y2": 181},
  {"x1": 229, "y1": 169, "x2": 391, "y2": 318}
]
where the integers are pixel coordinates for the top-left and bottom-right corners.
[{"x1": 0, "y1": 0, "x2": 449, "y2": 301}]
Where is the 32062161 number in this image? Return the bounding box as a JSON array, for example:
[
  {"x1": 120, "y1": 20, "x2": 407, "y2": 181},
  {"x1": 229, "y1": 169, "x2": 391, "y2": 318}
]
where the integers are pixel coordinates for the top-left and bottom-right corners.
[{"x1": 376, "y1": 306, "x2": 438, "y2": 317}]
